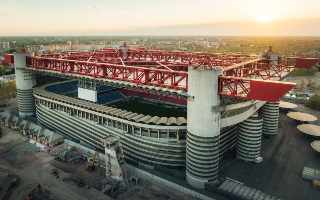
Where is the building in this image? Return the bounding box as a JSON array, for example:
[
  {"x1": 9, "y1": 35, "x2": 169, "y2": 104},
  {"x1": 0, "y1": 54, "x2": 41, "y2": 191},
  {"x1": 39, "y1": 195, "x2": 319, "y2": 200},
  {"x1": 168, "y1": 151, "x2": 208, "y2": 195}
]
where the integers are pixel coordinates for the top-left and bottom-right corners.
[
  {"x1": 11, "y1": 47, "x2": 295, "y2": 190},
  {"x1": 0, "y1": 41, "x2": 10, "y2": 50}
]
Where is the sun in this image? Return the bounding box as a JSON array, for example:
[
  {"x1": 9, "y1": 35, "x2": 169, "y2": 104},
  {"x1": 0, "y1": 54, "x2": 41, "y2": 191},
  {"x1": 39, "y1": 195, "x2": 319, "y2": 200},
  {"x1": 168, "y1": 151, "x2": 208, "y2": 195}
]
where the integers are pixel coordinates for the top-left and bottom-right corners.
[{"x1": 255, "y1": 15, "x2": 274, "y2": 23}]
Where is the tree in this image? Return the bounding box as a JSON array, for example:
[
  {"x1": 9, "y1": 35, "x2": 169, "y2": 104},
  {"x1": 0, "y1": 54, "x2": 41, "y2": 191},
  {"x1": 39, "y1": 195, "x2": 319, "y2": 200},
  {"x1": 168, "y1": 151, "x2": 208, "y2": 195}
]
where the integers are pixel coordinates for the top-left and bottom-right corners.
[
  {"x1": 4, "y1": 48, "x2": 17, "y2": 54},
  {"x1": 0, "y1": 81, "x2": 16, "y2": 104},
  {"x1": 306, "y1": 95, "x2": 320, "y2": 111}
]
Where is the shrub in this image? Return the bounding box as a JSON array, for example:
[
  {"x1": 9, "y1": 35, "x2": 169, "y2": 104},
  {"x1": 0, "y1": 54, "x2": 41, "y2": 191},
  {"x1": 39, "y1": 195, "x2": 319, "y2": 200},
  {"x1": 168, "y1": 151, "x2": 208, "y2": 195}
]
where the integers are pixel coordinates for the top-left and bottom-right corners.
[
  {"x1": 306, "y1": 95, "x2": 320, "y2": 110},
  {"x1": 0, "y1": 81, "x2": 16, "y2": 99},
  {"x1": 289, "y1": 67, "x2": 318, "y2": 77}
]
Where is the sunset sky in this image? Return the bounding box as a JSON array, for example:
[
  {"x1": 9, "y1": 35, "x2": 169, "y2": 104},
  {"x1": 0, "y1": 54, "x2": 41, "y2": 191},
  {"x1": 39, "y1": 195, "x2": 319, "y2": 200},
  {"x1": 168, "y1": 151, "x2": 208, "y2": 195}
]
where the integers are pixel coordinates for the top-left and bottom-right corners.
[{"x1": 0, "y1": 0, "x2": 320, "y2": 36}]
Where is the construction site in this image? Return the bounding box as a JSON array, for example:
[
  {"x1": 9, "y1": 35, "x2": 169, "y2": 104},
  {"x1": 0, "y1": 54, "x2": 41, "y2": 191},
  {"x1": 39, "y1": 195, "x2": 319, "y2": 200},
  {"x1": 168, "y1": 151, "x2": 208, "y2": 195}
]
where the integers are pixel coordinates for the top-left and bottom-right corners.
[{"x1": 0, "y1": 45, "x2": 320, "y2": 200}]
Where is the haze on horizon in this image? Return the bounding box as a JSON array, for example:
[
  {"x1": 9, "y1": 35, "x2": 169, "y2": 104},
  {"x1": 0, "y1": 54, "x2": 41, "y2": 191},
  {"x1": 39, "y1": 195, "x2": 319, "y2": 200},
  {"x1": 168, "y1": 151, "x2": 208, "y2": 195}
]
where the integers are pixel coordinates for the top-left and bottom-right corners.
[{"x1": 0, "y1": 0, "x2": 320, "y2": 36}]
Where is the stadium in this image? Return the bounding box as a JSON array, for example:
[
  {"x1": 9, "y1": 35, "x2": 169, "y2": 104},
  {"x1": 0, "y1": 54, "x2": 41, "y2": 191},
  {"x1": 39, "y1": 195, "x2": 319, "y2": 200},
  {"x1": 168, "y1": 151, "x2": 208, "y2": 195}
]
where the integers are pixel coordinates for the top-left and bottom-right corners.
[{"x1": 10, "y1": 46, "x2": 297, "y2": 189}]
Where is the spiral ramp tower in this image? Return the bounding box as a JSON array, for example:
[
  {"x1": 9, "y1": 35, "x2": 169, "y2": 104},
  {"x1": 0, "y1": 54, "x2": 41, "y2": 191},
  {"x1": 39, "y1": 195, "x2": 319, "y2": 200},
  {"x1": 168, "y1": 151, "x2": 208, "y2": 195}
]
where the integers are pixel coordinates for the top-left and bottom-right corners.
[
  {"x1": 261, "y1": 102, "x2": 280, "y2": 135},
  {"x1": 186, "y1": 67, "x2": 222, "y2": 189},
  {"x1": 14, "y1": 53, "x2": 36, "y2": 118},
  {"x1": 237, "y1": 113, "x2": 263, "y2": 162},
  {"x1": 219, "y1": 125, "x2": 238, "y2": 160}
]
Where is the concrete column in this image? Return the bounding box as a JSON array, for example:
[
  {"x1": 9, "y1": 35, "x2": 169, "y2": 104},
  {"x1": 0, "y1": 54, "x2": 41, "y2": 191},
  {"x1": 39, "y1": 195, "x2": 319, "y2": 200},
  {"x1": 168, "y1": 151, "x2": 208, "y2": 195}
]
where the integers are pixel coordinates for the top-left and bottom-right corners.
[
  {"x1": 14, "y1": 53, "x2": 35, "y2": 118},
  {"x1": 186, "y1": 67, "x2": 222, "y2": 189},
  {"x1": 237, "y1": 113, "x2": 263, "y2": 163},
  {"x1": 261, "y1": 102, "x2": 280, "y2": 135}
]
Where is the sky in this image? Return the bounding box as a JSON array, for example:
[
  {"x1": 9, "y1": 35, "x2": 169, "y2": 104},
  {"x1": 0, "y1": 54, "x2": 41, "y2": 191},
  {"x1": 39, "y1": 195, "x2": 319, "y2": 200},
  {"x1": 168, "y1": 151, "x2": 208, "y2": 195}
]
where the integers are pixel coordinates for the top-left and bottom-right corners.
[{"x1": 0, "y1": 0, "x2": 320, "y2": 36}]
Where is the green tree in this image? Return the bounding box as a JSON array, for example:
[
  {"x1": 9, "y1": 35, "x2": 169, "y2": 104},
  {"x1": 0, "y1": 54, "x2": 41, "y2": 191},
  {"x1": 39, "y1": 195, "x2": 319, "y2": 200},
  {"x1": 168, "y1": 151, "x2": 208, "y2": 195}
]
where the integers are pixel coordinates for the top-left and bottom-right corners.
[
  {"x1": 306, "y1": 95, "x2": 320, "y2": 110},
  {"x1": 0, "y1": 81, "x2": 16, "y2": 103}
]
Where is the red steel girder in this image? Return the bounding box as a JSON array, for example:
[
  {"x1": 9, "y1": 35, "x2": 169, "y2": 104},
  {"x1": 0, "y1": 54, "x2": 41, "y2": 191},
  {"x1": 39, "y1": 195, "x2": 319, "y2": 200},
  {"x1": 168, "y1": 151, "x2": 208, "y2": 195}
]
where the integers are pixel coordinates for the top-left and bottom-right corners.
[
  {"x1": 28, "y1": 56, "x2": 188, "y2": 91},
  {"x1": 20, "y1": 49, "x2": 300, "y2": 102},
  {"x1": 219, "y1": 76, "x2": 296, "y2": 102},
  {"x1": 37, "y1": 48, "x2": 254, "y2": 70},
  {"x1": 223, "y1": 59, "x2": 294, "y2": 80}
]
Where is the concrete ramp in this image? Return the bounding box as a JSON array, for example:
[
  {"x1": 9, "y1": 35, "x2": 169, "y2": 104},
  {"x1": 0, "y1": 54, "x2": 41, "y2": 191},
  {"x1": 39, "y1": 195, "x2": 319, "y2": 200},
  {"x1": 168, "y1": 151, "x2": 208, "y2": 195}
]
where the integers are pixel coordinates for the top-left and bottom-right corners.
[{"x1": 218, "y1": 179, "x2": 281, "y2": 200}]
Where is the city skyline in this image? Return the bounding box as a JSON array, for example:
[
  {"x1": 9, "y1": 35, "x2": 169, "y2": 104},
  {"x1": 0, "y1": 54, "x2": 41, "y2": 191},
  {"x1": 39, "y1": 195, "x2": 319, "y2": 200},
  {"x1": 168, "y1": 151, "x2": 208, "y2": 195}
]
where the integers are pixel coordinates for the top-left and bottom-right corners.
[{"x1": 0, "y1": 0, "x2": 320, "y2": 36}]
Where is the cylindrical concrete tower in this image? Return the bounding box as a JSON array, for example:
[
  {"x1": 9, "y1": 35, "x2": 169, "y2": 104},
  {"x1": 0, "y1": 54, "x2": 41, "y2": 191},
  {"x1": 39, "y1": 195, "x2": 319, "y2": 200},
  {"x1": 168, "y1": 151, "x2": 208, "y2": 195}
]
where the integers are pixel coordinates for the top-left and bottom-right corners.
[
  {"x1": 261, "y1": 102, "x2": 279, "y2": 135},
  {"x1": 14, "y1": 53, "x2": 35, "y2": 117},
  {"x1": 237, "y1": 113, "x2": 263, "y2": 162},
  {"x1": 186, "y1": 67, "x2": 222, "y2": 189}
]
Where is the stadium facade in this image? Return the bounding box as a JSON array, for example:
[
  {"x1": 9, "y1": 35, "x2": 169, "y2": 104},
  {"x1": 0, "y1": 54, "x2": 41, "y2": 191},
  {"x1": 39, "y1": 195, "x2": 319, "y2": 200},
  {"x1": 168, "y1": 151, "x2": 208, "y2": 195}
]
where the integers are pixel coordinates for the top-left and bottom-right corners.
[{"x1": 13, "y1": 48, "x2": 293, "y2": 189}]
